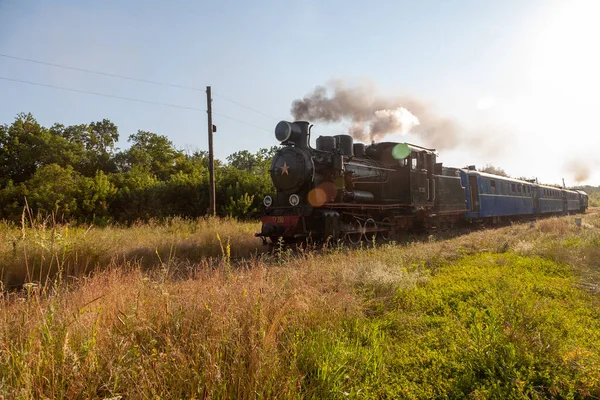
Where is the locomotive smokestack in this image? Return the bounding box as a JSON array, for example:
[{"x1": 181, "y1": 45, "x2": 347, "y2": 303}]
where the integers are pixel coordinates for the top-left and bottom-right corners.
[{"x1": 293, "y1": 121, "x2": 311, "y2": 149}]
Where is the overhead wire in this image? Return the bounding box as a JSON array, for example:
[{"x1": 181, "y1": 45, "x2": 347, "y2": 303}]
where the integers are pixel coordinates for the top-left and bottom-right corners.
[
  {"x1": 0, "y1": 52, "x2": 285, "y2": 121},
  {"x1": 0, "y1": 76, "x2": 205, "y2": 111},
  {"x1": 212, "y1": 111, "x2": 272, "y2": 132},
  {"x1": 0, "y1": 75, "x2": 274, "y2": 133},
  {"x1": 211, "y1": 92, "x2": 281, "y2": 121},
  {"x1": 0, "y1": 53, "x2": 204, "y2": 91}
]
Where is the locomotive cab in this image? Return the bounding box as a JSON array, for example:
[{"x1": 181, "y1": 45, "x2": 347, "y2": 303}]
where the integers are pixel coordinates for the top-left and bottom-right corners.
[{"x1": 364, "y1": 142, "x2": 437, "y2": 206}]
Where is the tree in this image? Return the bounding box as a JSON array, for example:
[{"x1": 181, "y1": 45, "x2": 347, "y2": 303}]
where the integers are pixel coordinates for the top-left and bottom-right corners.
[
  {"x1": 78, "y1": 171, "x2": 118, "y2": 223},
  {"x1": 225, "y1": 193, "x2": 256, "y2": 219},
  {"x1": 51, "y1": 119, "x2": 119, "y2": 176},
  {"x1": 227, "y1": 146, "x2": 278, "y2": 174},
  {"x1": 79, "y1": 119, "x2": 120, "y2": 175},
  {"x1": 227, "y1": 150, "x2": 258, "y2": 172},
  {"x1": 0, "y1": 180, "x2": 26, "y2": 222},
  {"x1": 478, "y1": 164, "x2": 509, "y2": 177},
  {"x1": 118, "y1": 130, "x2": 184, "y2": 180},
  {"x1": 24, "y1": 164, "x2": 80, "y2": 220},
  {"x1": 109, "y1": 166, "x2": 160, "y2": 222},
  {"x1": 0, "y1": 114, "x2": 120, "y2": 186},
  {"x1": 0, "y1": 113, "x2": 48, "y2": 186}
]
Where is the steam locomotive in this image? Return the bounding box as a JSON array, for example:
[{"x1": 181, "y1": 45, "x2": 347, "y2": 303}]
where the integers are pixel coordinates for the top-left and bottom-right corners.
[{"x1": 256, "y1": 120, "x2": 589, "y2": 244}]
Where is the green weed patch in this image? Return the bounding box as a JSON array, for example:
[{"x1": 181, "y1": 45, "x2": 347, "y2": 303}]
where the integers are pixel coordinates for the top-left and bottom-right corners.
[{"x1": 297, "y1": 253, "x2": 600, "y2": 399}]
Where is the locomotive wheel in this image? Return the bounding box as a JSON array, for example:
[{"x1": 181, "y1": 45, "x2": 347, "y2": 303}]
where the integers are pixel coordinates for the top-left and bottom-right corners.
[
  {"x1": 379, "y1": 217, "x2": 392, "y2": 242},
  {"x1": 345, "y1": 220, "x2": 363, "y2": 246},
  {"x1": 363, "y1": 218, "x2": 377, "y2": 243}
]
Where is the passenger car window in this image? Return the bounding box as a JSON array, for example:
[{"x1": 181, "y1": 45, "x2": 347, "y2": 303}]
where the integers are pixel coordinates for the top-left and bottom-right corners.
[
  {"x1": 511, "y1": 184, "x2": 516, "y2": 193},
  {"x1": 490, "y1": 180, "x2": 496, "y2": 194}
]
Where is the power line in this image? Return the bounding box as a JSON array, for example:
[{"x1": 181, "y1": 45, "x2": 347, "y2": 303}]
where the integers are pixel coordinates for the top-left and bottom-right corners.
[
  {"x1": 0, "y1": 53, "x2": 284, "y2": 121},
  {"x1": 0, "y1": 75, "x2": 274, "y2": 133},
  {"x1": 0, "y1": 76, "x2": 204, "y2": 111},
  {"x1": 0, "y1": 53, "x2": 204, "y2": 91},
  {"x1": 212, "y1": 92, "x2": 281, "y2": 120},
  {"x1": 212, "y1": 111, "x2": 272, "y2": 132}
]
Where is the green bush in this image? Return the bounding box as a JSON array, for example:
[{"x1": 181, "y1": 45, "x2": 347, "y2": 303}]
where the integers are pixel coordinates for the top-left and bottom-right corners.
[
  {"x1": 225, "y1": 193, "x2": 256, "y2": 219},
  {"x1": 0, "y1": 114, "x2": 275, "y2": 223}
]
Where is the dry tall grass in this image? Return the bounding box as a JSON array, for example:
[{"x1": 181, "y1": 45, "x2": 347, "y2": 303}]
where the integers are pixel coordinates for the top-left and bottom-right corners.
[
  {"x1": 0, "y1": 217, "x2": 262, "y2": 290},
  {"x1": 1, "y1": 214, "x2": 600, "y2": 397}
]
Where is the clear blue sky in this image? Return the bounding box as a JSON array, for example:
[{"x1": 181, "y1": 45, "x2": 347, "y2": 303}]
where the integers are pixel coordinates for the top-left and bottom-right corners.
[{"x1": 1, "y1": 0, "x2": 598, "y2": 184}]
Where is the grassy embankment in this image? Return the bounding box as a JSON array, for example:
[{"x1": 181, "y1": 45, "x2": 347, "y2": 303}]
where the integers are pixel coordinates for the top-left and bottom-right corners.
[{"x1": 1, "y1": 215, "x2": 600, "y2": 398}]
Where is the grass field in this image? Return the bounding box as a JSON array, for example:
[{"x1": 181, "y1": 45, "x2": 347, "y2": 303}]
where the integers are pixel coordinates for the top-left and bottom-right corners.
[
  {"x1": 1, "y1": 215, "x2": 600, "y2": 398},
  {"x1": 0, "y1": 217, "x2": 263, "y2": 290}
]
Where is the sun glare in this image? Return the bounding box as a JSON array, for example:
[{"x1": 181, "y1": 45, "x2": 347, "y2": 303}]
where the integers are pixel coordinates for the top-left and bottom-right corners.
[
  {"x1": 505, "y1": 0, "x2": 600, "y2": 183},
  {"x1": 528, "y1": 0, "x2": 600, "y2": 102}
]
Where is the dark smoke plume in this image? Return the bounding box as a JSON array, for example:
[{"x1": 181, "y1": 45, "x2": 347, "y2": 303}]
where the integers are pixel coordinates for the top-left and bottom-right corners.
[
  {"x1": 564, "y1": 158, "x2": 594, "y2": 183},
  {"x1": 291, "y1": 80, "x2": 461, "y2": 149}
]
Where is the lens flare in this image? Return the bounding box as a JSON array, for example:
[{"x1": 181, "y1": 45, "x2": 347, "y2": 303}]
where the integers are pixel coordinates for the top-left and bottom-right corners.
[
  {"x1": 392, "y1": 143, "x2": 411, "y2": 160},
  {"x1": 308, "y1": 188, "x2": 327, "y2": 207},
  {"x1": 308, "y1": 182, "x2": 337, "y2": 207}
]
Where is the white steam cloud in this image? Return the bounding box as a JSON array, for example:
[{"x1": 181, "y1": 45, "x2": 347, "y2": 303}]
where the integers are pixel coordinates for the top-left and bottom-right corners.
[{"x1": 291, "y1": 80, "x2": 463, "y2": 149}]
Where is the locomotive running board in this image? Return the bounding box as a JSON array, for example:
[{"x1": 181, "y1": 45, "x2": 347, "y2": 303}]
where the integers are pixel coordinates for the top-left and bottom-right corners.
[{"x1": 319, "y1": 203, "x2": 416, "y2": 210}]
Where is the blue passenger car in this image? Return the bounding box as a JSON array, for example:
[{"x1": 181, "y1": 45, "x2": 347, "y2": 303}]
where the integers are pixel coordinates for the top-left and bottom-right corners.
[
  {"x1": 564, "y1": 189, "x2": 581, "y2": 213},
  {"x1": 533, "y1": 185, "x2": 565, "y2": 215},
  {"x1": 576, "y1": 190, "x2": 589, "y2": 213},
  {"x1": 460, "y1": 170, "x2": 534, "y2": 221}
]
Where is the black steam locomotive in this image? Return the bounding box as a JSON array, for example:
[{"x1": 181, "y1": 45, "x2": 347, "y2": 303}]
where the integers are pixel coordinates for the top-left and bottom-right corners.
[{"x1": 256, "y1": 121, "x2": 588, "y2": 245}]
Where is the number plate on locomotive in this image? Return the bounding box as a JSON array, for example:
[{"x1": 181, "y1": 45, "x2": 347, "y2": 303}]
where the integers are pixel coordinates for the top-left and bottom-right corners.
[{"x1": 269, "y1": 216, "x2": 286, "y2": 224}]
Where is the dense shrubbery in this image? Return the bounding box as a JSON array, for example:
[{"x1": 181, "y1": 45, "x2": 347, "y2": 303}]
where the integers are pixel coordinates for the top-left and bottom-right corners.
[
  {"x1": 578, "y1": 185, "x2": 600, "y2": 207},
  {"x1": 0, "y1": 113, "x2": 276, "y2": 222}
]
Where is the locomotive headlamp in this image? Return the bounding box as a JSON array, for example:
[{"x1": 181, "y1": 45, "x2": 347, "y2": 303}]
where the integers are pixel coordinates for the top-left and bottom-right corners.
[
  {"x1": 275, "y1": 121, "x2": 293, "y2": 142},
  {"x1": 263, "y1": 195, "x2": 273, "y2": 207},
  {"x1": 275, "y1": 121, "x2": 303, "y2": 143},
  {"x1": 289, "y1": 194, "x2": 300, "y2": 206}
]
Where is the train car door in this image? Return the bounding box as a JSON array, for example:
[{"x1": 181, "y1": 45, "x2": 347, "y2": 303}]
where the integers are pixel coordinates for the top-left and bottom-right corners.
[
  {"x1": 469, "y1": 175, "x2": 479, "y2": 212},
  {"x1": 410, "y1": 152, "x2": 429, "y2": 205}
]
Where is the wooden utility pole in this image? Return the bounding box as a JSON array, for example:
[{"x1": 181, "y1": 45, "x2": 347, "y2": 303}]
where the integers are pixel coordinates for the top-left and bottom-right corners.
[{"x1": 206, "y1": 86, "x2": 216, "y2": 216}]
